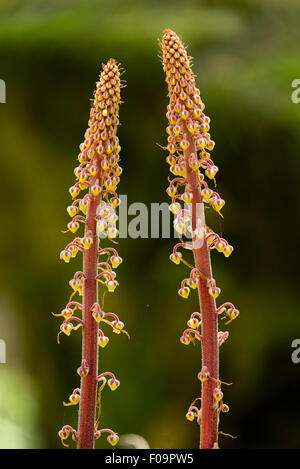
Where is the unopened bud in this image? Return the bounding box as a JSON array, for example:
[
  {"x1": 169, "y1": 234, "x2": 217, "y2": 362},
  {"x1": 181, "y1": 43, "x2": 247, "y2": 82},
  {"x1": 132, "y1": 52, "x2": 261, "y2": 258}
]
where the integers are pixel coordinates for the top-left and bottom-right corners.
[
  {"x1": 201, "y1": 188, "x2": 212, "y2": 200},
  {"x1": 106, "y1": 279, "x2": 118, "y2": 292},
  {"x1": 112, "y1": 320, "x2": 124, "y2": 332},
  {"x1": 82, "y1": 236, "x2": 93, "y2": 249},
  {"x1": 186, "y1": 411, "x2": 195, "y2": 422},
  {"x1": 178, "y1": 286, "x2": 190, "y2": 299},
  {"x1": 67, "y1": 205, "x2": 79, "y2": 217},
  {"x1": 206, "y1": 139, "x2": 215, "y2": 151},
  {"x1": 107, "y1": 227, "x2": 119, "y2": 239},
  {"x1": 61, "y1": 307, "x2": 73, "y2": 319},
  {"x1": 200, "y1": 122, "x2": 210, "y2": 133},
  {"x1": 101, "y1": 159, "x2": 109, "y2": 170},
  {"x1": 227, "y1": 308, "x2": 239, "y2": 321},
  {"x1": 58, "y1": 429, "x2": 69, "y2": 440},
  {"x1": 221, "y1": 403, "x2": 230, "y2": 413},
  {"x1": 205, "y1": 165, "x2": 219, "y2": 179},
  {"x1": 169, "y1": 252, "x2": 182, "y2": 265},
  {"x1": 107, "y1": 433, "x2": 119, "y2": 446},
  {"x1": 111, "y1": 196, "x2": 120, "y2": 207},
  {"x1": 60, "y1": 249, "x2": 72, "y2": 263},
  {"x1": 174, "y1": 220, "x2": 186, "y2": 235},
  {"x1": 186, "y1": 277, "x2": 198, "y2": 289},
  {"x1": 197, "y1": 136, "x2": 207, "y2": 149},
  {"x1": 180, "y1": 139, "x2": 189, "y2": 151},
  {"x1": 180, "y1": 334, "x2": 190, "y2": 345},
  {"x1": 218, "y1": 331, "x2": 229, "y2": 346},
  {"x1": 215, "y1": 241, "x2": 225, "y2": 253},
  {"x1": 69, "y1": 185, "x2": 80, "y2": 199},
  {"x1": 69, "y1": 393, "x2": 80, "y2": 405},
  {"x1": 197, "y1": 366, "x2": 210, "y2": 382},
  {"x1": 223, "y1": 244, "x2": 233, "y2": 258},
  {"x1": 169, "y1": 202, "x2": 181, "y2": 214},
  {"x1": 213, "y1": 388, "x2": 223, "y2": 402},
  {"x1": 187, "y1": 317, "x2": 200, "y2": 329},
  {"x1": 208, "y1": 286, "x2": 221, "y2": 299},
  {"x1": 182, "y1": 192, "x2": 193, "y2": 204},
  {"x1": 68, "y1": 221, "x2": 80, "y2": 233},
  {"x1": 89, "y1": 165, "x2": 98, "y2": 176},
  {"x1": 79, "y1": 198, "x2": 89, "y2": 214},
  {"x1": 108, "y1": 378, "x2": 120, "y2": 391},
  {"x1": 79, "y1": 171, "x2": 88, "y2": 183},
  {"x1": 92, "y1": 309, "x2": 103, "y2": 323},
  {"x1": 91, "y1": 184, "x2": 101, "y2": 196},
  {"x1": 111, "y1": 255, "x2": 122, "y2": 268},
  {"x1": 98, "y1": 335, "x2": 109, "y2": 348},
  {"x1": 60, "y1": 322, "x2": 73, "y2": 336},
  {"x1": 166, "y1": 154, "x2": 176, "y2": 165},
  {"x1": 77, "y1": 360, "x2": 89, "y2": 378},
  {"x1": 69, "y1": 245, "x2": 79, "y2": 258},
  {"x1": 166, "y1": 186, "x2": 177, "y2": 197},
  {"x1": 69, "y1": 278, "x2": 81, "y2": 291},
  {"x1": 211, "y1": 197, "x2": 225, "y2": 212},
  {"x1": 194, "y1": 226, "x2": 205, "y2": 239}
]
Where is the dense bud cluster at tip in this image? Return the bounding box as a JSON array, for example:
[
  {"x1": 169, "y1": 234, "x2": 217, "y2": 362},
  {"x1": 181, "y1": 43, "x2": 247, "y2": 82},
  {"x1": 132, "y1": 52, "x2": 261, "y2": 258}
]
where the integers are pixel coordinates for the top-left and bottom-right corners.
[
  {"x1": 161, "y1": 29, "x2": 232, "y2": 249},
  {"x1": 57, "y1": 60, "x2": 125, "y2": 448},
  {"x1": 61, "y1": 59, "x2": 123, "y2": 258},
  {"x1": 161, "y1": 30, "x2": 238, "y2": 445}
]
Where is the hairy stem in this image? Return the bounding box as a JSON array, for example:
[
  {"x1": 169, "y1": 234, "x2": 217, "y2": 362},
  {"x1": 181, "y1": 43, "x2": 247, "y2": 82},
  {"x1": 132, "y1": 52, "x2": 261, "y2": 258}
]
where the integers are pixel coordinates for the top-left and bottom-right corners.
[
  {"x1": 184, "y1": 128, "x2": 219, "y2": 449},
  {"x1": 77, "y1": 168, "x2": 101, "y2": 449}
]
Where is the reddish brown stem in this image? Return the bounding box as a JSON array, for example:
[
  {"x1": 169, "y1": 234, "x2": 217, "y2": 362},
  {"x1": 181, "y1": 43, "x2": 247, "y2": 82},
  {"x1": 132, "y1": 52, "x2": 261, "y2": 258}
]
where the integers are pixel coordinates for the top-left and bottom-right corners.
[
  {"x1": 77, "y1": 168, "x2": 101, "y2": 449},
  {"x1": 184, "y1": 128, "x2": 219, "y2": 449}
]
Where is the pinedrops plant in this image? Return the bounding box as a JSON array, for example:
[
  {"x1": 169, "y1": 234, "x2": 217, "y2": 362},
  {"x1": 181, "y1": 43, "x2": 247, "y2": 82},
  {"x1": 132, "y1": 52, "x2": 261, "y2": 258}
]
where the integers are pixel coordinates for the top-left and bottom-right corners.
[
  {"x1": 160, "y1": 30, "x2": 239, "y2": 449},
  {"x1": 55, "y1": 59, "x2": 127, "y2": 449}
]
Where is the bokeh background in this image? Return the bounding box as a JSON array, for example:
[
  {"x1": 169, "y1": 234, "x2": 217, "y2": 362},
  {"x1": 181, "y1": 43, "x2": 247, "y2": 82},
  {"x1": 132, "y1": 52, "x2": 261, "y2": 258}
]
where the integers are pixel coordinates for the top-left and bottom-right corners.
[{"x1": 0, "y1": 0, "x2": 299, "y2": 449}]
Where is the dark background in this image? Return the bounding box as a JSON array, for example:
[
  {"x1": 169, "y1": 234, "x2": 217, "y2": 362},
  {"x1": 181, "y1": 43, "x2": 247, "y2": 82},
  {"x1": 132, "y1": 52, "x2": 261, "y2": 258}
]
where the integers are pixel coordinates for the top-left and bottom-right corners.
[{"x1": 0, "y1": 0, "x2": 299, "y2": 449}]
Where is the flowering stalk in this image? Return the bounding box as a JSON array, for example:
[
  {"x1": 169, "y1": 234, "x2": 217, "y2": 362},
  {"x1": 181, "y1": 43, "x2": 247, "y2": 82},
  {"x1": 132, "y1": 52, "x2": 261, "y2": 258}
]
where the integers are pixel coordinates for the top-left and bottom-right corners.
[
  {"x1": 56, "y1": 59, "x2": 126, "y2": 449},
  {"x1": 160, "y1": 30, "x2": 239, "y2": 449}
]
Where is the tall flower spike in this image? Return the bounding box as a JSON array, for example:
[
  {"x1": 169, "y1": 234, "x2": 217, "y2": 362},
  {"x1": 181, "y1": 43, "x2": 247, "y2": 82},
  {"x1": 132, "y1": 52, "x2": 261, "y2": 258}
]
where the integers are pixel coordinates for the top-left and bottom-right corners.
[
  {"x1": 57, "y1": 59, "x2": 126, "y2": 449},
  {"x1": 160, "y1": 30, "x2": 238, "y2": 449}
]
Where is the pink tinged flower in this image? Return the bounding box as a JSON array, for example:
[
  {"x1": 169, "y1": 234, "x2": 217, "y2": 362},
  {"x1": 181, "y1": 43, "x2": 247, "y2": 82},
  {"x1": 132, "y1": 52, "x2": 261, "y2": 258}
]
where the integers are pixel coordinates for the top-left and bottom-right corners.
[
  {"x1": 107, "y1": 433, "x2": 119, "y2": 446},
  {"x1": 77, "y1": 360, "x2": 89, "y2": 378},
  {"x1": 98, "y1": 335, "x2": 109, "y2": 348},
  {"x1": 197, "y1": 366, "x2": 210, "y2": 383},
  {"x1": 107, "y1": 377, "x2": 120, "y2": 391}
]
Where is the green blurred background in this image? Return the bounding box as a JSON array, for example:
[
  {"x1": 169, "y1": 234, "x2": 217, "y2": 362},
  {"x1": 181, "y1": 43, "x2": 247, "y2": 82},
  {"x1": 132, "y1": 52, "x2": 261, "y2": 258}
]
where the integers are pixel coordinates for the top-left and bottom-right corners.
[{"x1": 0, "y1": 0, "x2": 299, "y2": 449}]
